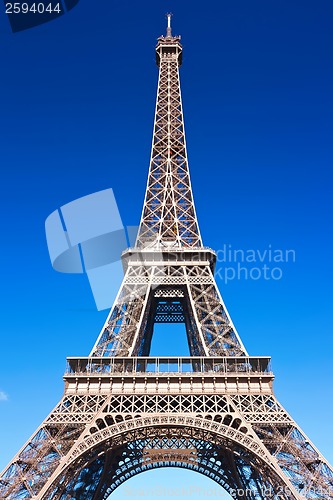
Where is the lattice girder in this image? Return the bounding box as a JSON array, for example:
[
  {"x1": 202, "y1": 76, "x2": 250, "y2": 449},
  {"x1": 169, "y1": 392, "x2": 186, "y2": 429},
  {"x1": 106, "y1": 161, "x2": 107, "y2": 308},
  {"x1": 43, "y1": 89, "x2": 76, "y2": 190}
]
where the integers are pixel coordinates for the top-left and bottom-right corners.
[
  {"x1": 90, "y1": 259, "x2": 247, "y2": 357},
  {"x1": 2, "y1": 393, "x2": 295, "y2": 499},
  {"x1": 40, "y1": 430, "x2": 297, "y2": 500},
  {"x1": 2, "y1": 362, "x2": 332, "y2": 499},
  {"x1": 136, "y1": 32, "x2": 201, "y2": 248}
]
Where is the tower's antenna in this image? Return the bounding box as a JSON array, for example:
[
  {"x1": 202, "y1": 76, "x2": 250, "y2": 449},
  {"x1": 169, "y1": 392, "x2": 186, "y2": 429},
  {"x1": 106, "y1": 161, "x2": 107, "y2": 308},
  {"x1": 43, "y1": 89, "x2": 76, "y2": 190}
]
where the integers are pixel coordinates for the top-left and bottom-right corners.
[{"x1": 166, "y1": 12, "x2": 172, "y2": 37}]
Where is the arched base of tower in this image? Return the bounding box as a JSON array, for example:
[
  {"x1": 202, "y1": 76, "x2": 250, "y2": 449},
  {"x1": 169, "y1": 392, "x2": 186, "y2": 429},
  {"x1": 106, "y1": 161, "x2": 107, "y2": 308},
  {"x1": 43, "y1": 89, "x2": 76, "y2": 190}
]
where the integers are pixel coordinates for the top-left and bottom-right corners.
[{"x1": 42, "y1": 423, "x2": 297, "y2": 500}]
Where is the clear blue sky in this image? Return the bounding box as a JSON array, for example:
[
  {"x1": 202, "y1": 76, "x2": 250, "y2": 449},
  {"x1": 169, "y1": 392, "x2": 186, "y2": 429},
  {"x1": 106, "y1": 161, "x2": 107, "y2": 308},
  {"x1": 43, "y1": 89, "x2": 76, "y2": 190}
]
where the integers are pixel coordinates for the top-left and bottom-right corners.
[{"x1": 0, "y1": 0, "x2": 332, "y2": 496}]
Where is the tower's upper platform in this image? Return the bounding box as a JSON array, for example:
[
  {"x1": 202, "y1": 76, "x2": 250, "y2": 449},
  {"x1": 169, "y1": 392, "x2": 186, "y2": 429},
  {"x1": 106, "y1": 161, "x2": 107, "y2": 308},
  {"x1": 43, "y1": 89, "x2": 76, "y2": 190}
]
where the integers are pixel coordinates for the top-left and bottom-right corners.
[{"x1": 156, "y1": 14, "x2": 183, "y2": 66}]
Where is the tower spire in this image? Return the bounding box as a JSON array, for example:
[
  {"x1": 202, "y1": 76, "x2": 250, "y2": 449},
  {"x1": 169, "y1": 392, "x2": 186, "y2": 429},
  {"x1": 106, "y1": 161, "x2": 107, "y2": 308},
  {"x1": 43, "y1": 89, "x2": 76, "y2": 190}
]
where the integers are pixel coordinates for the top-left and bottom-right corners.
[
  {"x1": 136, "y1": 15, "x2": 199, "y2": 248},
  {"x1": 166, "y1": 12, "x2": 172, "y2": 37}
]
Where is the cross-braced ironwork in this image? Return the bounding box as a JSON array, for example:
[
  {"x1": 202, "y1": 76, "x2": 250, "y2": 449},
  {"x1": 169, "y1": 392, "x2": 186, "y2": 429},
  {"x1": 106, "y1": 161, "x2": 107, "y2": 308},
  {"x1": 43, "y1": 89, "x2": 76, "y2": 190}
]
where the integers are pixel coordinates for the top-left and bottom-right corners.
[{"x1": 1, "y1": 14, "x2": 332, "y2": 500}]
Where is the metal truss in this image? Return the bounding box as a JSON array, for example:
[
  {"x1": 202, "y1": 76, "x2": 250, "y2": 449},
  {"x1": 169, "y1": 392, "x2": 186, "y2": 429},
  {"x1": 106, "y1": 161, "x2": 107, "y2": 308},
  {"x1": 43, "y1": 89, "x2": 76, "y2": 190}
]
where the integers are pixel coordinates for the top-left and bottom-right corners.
[
  {"x1": 1, "y1": 15, "x2": 332, "y2": 500},
  {"x1": 135, "y1": 20, "x2": 201, "y2": 249},
  {"x1": 90, "y1": 260, "x2": 247, "y2": 357},
  {"x1": 1, "y1": 364, "x2": 332, "y2": 499}
]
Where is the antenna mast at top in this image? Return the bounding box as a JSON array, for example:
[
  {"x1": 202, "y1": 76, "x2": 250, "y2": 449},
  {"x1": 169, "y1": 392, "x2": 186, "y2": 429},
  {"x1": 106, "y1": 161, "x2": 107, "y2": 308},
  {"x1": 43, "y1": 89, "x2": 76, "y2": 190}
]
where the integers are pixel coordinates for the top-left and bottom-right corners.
[{"x1": 166, "y1": 12, "x2": 172, "y2": 37}]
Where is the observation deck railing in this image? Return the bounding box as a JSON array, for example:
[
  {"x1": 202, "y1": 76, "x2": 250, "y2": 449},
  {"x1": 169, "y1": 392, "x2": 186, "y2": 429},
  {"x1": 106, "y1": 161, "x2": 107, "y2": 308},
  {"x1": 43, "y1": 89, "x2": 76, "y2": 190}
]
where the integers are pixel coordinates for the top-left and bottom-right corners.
[
  {"x1": 65, "y1": 356, "x2": 272, "y2": 377},
  {"x1": 121, "y1": 246, "x2": 217, "y2": 271}
]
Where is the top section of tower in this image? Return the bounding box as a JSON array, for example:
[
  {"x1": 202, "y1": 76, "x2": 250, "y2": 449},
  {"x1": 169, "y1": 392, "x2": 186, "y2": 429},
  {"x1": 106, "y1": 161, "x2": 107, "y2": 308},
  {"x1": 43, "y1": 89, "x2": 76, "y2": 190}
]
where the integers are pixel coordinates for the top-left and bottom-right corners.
[
  {"x1": 156, "y1": 13, "x2": 183, "y2": 66},
  {"x1": 135, "y1": 14, "x2": 202, "y2": 249}
]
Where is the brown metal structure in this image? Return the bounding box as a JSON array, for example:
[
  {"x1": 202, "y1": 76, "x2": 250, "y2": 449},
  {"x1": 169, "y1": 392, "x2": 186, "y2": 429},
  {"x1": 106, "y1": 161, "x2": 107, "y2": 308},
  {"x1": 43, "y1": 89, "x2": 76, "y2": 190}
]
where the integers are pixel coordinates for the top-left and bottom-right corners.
[{"x1": 1, "y1": 15, "x2": 332, "y2": 500}]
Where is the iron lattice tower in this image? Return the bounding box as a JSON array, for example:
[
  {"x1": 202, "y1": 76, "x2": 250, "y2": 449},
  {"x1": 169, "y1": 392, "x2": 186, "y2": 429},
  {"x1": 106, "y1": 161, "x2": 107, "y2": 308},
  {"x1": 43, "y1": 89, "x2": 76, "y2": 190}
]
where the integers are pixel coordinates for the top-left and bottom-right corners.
[{"x1": 1, "y1": 15, "x2": 332, "y2": 500}]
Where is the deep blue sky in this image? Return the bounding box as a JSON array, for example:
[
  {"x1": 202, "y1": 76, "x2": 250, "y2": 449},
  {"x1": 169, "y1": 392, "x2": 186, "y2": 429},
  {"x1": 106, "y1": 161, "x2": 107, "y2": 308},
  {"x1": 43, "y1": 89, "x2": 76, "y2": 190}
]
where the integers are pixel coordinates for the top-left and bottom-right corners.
[{"x1": 0, "y1": 0, "x2": 332, "y2": 495}]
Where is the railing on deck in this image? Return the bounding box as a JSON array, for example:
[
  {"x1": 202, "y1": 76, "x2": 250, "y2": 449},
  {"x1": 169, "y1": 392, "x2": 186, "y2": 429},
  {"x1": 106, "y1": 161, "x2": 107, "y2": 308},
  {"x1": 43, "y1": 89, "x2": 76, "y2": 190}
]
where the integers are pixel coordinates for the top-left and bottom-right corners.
[{"x1": 65, "y1": 356, "x2": 272, "y2": 377}]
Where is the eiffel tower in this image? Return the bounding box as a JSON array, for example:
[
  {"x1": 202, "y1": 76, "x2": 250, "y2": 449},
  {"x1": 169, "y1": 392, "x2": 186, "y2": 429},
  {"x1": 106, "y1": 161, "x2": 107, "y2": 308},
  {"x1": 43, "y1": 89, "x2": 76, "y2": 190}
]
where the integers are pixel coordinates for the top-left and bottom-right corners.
[{"x1": 1, "y1": 15, "x2": 332, "y2": 500}]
